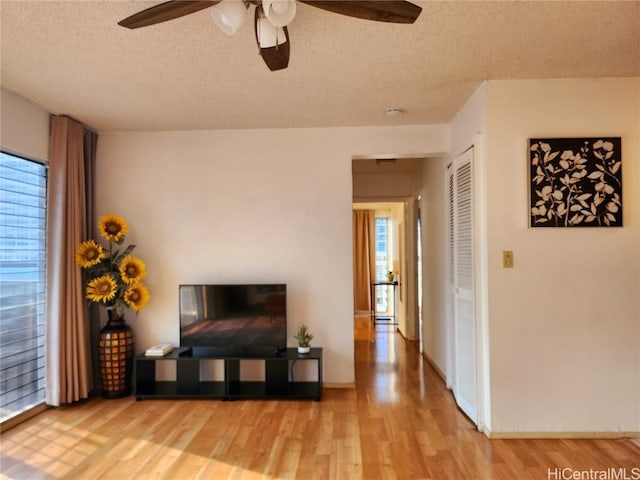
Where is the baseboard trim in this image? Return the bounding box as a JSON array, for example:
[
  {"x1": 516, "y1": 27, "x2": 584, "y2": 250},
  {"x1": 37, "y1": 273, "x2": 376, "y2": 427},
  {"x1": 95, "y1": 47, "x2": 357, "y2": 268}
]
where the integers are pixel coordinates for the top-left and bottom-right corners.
[
  {"x1": 422, "y1": 352, "x2": 447, "y2": 382},
  {"x1": 483, "y1": 428, "x2": 640, "y2": 440},
  {"x1": 323, "y1": 383, "x2": 356, "y2": 389}
]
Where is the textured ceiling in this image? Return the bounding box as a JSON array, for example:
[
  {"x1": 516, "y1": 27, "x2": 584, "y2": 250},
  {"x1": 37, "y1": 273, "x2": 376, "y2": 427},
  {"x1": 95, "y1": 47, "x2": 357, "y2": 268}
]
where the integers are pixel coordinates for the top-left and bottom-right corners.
[{"x1": 1, "y1": 1, "x2": 639, "y2": 132}]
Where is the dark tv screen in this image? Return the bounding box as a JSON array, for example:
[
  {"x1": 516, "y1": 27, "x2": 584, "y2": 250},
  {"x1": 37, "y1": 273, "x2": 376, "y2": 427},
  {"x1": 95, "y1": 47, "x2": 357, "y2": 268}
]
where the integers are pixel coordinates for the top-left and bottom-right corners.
[{"x1": 179, "y1": 284, "x2": 286, "y2": 354}]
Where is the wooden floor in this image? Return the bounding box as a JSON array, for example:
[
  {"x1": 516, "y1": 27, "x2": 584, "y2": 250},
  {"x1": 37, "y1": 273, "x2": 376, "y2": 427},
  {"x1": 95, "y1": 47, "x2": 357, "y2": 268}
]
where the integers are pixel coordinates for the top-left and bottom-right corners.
[{"x1": 1, "y1": 317, "x2": 638, "y2": 479}]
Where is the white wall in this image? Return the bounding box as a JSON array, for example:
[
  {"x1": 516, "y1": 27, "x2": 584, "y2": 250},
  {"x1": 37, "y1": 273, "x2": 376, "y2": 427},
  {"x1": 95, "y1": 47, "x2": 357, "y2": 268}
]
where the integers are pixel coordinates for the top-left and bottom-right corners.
[
  {"x1": 419, "y1": 156, "x2": 449, "y2": 374},
  {"x1": 1, "y1": 89, "x2": 50, "y2": 161},
  {"x1": 352, "y1": 173, "x2": 414, "y2": 199},
  {"x1": 484, "y1": 78, "x2": 640, "y2": 434},
  {"x1": 443, "y1": 78, "x2": 639, "y2": 435},
  {"x1": 96, "y1": 125, "x2": 447, "y2": 384},
  {"x1": 449, "y1": 84, "x2": 487, "y2": 157}
]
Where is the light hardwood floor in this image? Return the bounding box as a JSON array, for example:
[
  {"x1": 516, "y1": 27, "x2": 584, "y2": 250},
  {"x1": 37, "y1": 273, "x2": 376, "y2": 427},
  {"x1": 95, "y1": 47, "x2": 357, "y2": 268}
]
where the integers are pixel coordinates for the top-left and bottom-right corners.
[{"x1": 1, "y1": 317, "x2": 638, "y2": 479}]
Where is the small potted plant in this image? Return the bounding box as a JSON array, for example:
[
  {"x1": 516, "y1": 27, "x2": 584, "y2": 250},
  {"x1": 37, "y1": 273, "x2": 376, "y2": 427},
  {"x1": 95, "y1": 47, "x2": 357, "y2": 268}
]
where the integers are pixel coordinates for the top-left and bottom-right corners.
[{"x1": 294, "y1": 324, "x2": 313, "y2": 354}]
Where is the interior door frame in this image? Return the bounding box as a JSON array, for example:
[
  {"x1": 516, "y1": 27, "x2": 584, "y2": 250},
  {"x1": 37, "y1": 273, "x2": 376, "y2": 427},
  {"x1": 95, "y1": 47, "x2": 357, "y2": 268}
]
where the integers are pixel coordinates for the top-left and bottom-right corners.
[{"x1": 415, "y1": 198, "x2": 423, "y2": 352}]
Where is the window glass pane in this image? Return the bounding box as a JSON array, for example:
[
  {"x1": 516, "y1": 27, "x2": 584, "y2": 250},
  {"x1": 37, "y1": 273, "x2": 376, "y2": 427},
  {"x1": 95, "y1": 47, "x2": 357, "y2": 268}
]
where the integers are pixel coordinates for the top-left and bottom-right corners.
[
  {"x1": 0, "y1": 151, "x2": 47, "y2": 422},
  {"x1": 374, "y1": 216, "x2": 392, "y2": 313}
]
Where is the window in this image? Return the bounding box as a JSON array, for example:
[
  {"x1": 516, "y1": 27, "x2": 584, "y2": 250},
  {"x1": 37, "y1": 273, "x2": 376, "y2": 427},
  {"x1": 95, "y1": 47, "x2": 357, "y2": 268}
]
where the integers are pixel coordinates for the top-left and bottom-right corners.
[
  {"x1": 375, "y1": 216, "x2": 389, "y2": 282},
  {"x1": 0, "y1": 151, "x2": 47, "y2": 423},
  {"x1": 374, "y1": 215, "x2": 392, "y2": 314}
]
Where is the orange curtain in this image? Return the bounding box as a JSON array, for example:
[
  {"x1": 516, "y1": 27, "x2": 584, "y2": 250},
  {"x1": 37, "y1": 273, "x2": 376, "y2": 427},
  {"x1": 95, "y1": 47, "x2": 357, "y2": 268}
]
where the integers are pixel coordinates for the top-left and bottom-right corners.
[
  {"x1": 353, "y1": 210, "x2": 375, "y2": 312},
  {"x1": 46, "y1": 116, "x2": 94, "y2": 405}
]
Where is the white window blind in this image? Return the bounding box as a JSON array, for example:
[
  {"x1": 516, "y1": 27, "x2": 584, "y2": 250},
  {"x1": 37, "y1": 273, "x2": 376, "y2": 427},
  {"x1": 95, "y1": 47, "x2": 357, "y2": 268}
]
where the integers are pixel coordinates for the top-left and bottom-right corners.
[{"x1": 0, "y1": 151, "x2": 47, "y2": 422}]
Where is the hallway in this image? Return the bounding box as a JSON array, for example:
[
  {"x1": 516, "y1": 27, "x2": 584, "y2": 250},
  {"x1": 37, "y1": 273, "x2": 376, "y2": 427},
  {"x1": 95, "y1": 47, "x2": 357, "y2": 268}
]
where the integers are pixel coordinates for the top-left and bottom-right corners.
[{"x1": 355, "y1": 317, "x2": 479, "y2": 478}]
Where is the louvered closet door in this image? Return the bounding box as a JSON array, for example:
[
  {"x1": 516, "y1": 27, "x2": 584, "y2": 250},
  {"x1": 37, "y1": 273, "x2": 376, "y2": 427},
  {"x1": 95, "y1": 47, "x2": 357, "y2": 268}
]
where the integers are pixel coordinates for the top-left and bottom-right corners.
[
  {"x1": 447, "y1": 168, "x2": 456, "y2": 390},
  {"x1": 448, "y1": 148, "x2": 477, "y2": 424}
]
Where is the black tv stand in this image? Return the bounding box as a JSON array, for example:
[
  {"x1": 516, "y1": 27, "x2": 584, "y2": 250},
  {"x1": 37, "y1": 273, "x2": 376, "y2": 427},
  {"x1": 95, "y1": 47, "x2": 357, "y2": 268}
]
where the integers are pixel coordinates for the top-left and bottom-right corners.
[{"x1": 135, "y1": 348, "x2": 322, "y2": 401}]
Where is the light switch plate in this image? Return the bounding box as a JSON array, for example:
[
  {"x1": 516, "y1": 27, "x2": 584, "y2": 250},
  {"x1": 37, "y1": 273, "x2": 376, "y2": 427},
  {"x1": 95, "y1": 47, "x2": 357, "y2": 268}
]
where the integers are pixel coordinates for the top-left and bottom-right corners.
[{"x1": 502, "y1": 250, "x2": 514, "y2": 268}]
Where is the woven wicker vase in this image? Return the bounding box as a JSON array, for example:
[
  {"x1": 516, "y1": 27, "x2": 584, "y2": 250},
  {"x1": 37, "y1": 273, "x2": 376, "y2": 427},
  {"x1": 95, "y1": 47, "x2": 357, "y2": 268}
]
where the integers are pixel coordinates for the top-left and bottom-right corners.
[{"x1": 98, "y1": 309, "x2": 135, "y2": 399}]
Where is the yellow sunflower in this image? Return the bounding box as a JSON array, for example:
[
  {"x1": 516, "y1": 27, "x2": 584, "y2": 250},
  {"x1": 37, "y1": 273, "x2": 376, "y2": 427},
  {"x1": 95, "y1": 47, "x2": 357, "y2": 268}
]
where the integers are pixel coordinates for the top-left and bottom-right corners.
[
  {"x1": 119, "y1": 255, "x2": 147, "y2": 284},
  {"x1": 98, "y1": 214, "x2": 128, "y2": 243},
  {"x1": 124, "y1": 283, "x2": 150, "y2": 311},
  {"x1": 74, "y1": 240, "x2": 105, "y2": 268},
  {"x1": 86, "y1": 274, "x2": 117, "y2": 303}
]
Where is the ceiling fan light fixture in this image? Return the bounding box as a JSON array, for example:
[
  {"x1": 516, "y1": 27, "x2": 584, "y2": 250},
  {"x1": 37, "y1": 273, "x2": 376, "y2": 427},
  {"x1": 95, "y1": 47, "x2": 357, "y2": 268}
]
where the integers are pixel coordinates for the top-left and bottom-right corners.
[
  {"x1": 210, "y1": 0, "x2": 249, "y2": 36},
  {"x1": 256, "y1": 12, "x2": 287, "y2": 48},
  {"x1": 262, "y1": 0, "x2": 297, "y2": 27}
]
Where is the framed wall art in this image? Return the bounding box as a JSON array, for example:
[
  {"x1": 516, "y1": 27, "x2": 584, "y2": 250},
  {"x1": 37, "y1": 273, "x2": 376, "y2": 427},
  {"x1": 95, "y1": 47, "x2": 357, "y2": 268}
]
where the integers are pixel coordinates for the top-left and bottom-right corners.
[{"x1": 529, "y1": 137, "x2": 622, "y2": 227}]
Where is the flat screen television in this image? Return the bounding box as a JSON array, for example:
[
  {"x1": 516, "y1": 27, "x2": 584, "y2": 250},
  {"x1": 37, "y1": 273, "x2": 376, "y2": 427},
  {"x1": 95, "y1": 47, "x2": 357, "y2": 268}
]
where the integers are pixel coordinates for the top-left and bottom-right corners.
[{"x1": 179, "y1": 284, "x2": 287, "y2": 355}]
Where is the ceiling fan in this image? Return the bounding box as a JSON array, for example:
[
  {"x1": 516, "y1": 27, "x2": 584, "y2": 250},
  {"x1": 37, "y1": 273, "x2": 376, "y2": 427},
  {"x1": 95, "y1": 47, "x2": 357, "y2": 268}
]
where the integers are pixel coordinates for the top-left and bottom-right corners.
[{"x1": 118, "y1": 0, "x2": 422, "y2": 71}]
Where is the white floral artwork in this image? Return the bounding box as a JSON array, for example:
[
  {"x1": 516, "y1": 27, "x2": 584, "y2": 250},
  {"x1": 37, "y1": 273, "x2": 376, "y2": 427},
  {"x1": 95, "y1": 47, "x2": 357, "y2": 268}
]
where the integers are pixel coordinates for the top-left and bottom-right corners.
[{"x1": 529, "y1": 137, "x2": 622, "y2": 227}]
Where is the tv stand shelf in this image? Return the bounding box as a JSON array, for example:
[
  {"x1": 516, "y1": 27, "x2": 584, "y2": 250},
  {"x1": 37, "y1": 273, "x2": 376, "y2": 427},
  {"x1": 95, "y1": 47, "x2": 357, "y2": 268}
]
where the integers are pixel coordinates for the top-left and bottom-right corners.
[{"x1": 135, "y1": 348, "x2": 322, "y2": 401}]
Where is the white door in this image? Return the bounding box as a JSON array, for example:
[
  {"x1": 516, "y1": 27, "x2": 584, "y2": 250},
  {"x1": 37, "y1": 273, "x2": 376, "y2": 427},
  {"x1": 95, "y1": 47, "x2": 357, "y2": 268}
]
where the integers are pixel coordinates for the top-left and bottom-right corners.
[{"x1": 447, "y1": 148, "x2": 477, "y2": 424}]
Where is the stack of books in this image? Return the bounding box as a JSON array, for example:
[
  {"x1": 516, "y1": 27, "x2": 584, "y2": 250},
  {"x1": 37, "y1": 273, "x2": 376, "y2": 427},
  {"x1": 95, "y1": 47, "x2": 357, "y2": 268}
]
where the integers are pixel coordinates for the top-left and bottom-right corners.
[{"x1": 145, "y1": 343, "x2": 174, "y2": 356}]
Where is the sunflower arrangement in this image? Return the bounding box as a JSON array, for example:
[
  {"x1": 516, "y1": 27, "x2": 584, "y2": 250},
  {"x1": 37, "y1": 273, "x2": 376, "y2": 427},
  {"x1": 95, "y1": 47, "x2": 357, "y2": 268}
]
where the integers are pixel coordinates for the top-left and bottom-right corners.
[{"x1": 75, "y1": 214, "x2": 150, "y2": 314}]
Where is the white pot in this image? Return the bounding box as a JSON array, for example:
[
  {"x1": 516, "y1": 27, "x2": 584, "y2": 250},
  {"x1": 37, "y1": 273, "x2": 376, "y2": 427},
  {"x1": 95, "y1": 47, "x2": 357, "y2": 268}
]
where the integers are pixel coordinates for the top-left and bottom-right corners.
[{"x1": 297, "y1": 346, "x2": 310, "y2": 354}]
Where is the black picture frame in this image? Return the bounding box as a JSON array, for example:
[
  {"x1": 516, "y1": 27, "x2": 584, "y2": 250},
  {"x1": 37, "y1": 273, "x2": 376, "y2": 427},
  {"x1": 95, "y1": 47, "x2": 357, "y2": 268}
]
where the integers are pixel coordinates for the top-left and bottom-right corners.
[{"x1": 529, "y1": 137, "x2": 622, "y2": 227}]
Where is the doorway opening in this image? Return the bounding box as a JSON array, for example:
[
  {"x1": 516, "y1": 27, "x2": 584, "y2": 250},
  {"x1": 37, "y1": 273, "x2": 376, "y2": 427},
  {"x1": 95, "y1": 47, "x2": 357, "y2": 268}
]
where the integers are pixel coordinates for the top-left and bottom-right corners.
[{"x1": 352, "y1": 156, "x2": 424, "y2": 346}]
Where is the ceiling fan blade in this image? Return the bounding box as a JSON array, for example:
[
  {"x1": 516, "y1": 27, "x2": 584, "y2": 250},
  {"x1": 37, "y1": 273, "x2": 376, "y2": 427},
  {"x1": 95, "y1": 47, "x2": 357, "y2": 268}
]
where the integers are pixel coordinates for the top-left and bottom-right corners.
[
  {"x1": 118, "y1": 0, "x2": 221, "y2": 29},
  {"x1": 299, "y1": 0, "x2": 421, "y2": 24}
]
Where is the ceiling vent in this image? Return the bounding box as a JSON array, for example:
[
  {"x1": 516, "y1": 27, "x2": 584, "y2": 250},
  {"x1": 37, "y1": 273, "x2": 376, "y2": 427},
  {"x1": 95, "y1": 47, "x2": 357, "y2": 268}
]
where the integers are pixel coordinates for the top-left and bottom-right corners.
[{"x1": 376, "y1": 158, "x2": 397, "y2": 166}]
